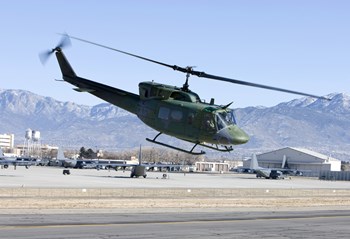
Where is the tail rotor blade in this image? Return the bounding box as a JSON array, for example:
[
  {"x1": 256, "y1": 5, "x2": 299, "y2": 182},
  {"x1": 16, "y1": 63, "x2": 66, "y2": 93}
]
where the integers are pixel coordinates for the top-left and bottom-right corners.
[
  {"x1": 57, "y1": 33, "x2": 71, "y2": 49},
  {"x1": 39, "y1": 49, "x2": 53, "y2": 65},
  {"x1": 39, "y1": 33, "x2": 72, "y2": 65}
]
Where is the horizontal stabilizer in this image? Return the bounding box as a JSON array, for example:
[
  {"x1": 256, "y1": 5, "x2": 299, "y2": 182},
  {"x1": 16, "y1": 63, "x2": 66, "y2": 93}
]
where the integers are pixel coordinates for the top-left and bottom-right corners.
[{"x1": 73, "y1": 88, "x2": 96, "y2": 93}]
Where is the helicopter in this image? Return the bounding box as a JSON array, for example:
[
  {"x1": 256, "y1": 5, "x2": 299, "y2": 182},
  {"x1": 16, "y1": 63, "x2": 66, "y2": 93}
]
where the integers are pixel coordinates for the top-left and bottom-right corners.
[{"x1": 40, "y1": 35, "x2": 329, "y2": 155}]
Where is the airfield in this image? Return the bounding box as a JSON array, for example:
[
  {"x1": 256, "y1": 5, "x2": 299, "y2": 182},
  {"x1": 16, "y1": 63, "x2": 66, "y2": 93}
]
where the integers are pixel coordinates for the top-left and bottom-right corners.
[
  {"x1": 1, "y1": 166, "x2": 350, "y2": 238},
  {"x1": 0, "y1": 166, "x2": 349, "y2": 211},
  {"x1": 2, "y1": 165, "x2": 350, "y2": 189}
]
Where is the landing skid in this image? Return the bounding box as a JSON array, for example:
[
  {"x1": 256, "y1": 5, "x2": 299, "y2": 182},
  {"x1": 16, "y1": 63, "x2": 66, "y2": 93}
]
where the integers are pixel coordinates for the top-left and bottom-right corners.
[
  {"x1": 196, "y1": 143, "x2": 234, "y2": 153},
  {"x1": 146, "y1": 133, "x2": 234, "y2": 155},
  {"x1": 146, "y1": 133, "x2": 205, "y2": 155}
]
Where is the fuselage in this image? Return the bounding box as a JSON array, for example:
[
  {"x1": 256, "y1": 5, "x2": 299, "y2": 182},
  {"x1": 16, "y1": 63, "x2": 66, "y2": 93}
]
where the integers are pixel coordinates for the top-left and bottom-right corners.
[{"x1": 136, "y1": 81, "x2": 249, "y2": 145}]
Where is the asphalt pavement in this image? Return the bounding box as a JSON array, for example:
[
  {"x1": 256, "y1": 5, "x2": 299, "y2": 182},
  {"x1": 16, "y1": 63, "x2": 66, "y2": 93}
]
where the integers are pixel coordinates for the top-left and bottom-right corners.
[{"x1": 1, "y1": 210, "x2": 349, "y2": 239}]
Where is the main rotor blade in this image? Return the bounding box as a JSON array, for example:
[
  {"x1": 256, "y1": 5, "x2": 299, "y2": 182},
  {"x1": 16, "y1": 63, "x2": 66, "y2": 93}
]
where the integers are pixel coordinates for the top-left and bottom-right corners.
[
  {"x1": 65, "y1": 34, "x2": 329, "y2": 100},
  {"x1": 65, "y1": 35, "x2": 186, "y2": 71},
  {"x1": 193, "y1": 71, "x2": 330, "y2": 100}
]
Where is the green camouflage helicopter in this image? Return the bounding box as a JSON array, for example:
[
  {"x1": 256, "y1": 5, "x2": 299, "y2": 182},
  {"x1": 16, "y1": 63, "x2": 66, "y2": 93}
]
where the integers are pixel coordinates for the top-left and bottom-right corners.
[{"x1": 40, "y1": 35, "x2": 328, "y2": 155}]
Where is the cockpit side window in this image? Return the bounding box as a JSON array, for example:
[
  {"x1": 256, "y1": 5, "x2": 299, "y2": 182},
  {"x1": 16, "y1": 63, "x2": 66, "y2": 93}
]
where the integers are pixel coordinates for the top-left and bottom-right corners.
[{"x1": 215, "y1": 110, "x2": 237, "y2": 130}]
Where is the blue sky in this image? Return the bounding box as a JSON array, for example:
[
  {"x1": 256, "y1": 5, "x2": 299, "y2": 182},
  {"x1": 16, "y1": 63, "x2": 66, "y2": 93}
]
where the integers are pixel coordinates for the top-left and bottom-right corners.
[{"x1": 1, "y1": 0, "x2": 349, "y2": 108}]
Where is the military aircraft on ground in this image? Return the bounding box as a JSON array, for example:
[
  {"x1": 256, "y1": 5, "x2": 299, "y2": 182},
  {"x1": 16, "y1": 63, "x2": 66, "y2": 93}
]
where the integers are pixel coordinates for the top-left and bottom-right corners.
[
  {"x1": 0, "y1": 148, "x2": 36, "y2": 169},
  {"x1": 55, "y1": 147, "x2": 77, "y2": 168},
  {"x1": 247, "y1": 154, "x2": 302, "y2": 179},
  {"x1": 93, "y1": 146, "x2": 155, "y2": 178},
  {"x1": 94, "y1": 145, "x2": 181, "y2": 178},
  {"x1": 40, "y1": 35, "x2": 329, "y2": 155}
]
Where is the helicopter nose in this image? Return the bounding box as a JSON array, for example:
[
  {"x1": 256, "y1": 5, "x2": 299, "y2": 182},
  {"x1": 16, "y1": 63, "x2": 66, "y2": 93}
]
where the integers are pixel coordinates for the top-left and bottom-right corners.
[
  {"x1": 215, "y1": 125, "x2": 249, "y2": 145},
  {"x1": 232, "y1": 128, "x2": 250, "y2": 144}
]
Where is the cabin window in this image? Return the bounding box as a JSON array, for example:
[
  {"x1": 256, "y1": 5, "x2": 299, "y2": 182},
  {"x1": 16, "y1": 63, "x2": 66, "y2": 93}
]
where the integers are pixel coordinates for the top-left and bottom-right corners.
[
  {"x1": 158, "y1": 107, "x2": 170, "y2": 120},
  {"x1": 139, "y1": 87, "x2": 149, "y2": 98},
  {"x1": 203, "y1": 115, "x2": 215, "y2": 131},
  {"x1": 171, "y1": 110, "x2": 183, "y2": 121},
  {"x1": 171, "y1": 92, "x2": 193, "y2": 102},
  {"x1": 143, "y1": 89, "x2": 148, "y2": 98},
  {"x1": 187, "y1": 113, "x2": 194, "y2": 125},
  {"x1": 188, "y1": 92, "x2": 201, "y2": 102},
  {"x1": 150, "y1": 87, "x2": 158, "y2": 97}
]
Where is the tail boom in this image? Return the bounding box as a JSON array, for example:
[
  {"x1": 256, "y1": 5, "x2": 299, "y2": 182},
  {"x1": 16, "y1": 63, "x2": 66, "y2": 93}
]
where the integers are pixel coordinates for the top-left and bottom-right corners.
[{"x1": 55, "y1": 49, "x2": 140, "y2": 115}]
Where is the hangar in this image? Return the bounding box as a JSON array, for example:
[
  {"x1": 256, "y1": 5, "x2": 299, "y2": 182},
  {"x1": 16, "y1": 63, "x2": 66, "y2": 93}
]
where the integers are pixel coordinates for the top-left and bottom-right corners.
[{"x1": 249, "y1": 147, "x2": 341, "y2": 176}]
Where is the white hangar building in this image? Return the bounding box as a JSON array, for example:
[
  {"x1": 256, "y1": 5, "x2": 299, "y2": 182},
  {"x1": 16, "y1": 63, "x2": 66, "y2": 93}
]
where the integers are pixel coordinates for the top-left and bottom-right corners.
[{"x1": 256, "y1": 147, "x2": 341, "y2": 175}]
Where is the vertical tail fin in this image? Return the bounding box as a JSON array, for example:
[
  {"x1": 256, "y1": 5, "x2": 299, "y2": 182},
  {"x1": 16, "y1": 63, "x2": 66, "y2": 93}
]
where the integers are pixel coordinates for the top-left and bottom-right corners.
[
  {"x1": 138, "y1": 145, "x2": 142, "y2": 165},
  {"x1": 57, "y1": 147, "x2": 66, "y2": 160},
  {"x1": 250, "y1": 153, "x2": 259, "y2": 170},
  {"x1": 282, "y1": 155, "x2": 287, "y2": 168},
  {"x1": 55, "y1": 49, "x2": 77, "y2": 78}
]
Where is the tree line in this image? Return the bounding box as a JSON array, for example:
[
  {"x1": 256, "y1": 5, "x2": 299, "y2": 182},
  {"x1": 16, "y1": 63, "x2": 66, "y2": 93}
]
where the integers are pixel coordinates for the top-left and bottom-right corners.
[{"x1": 68, "y1": 146, "x2": 204, "y2": 165}]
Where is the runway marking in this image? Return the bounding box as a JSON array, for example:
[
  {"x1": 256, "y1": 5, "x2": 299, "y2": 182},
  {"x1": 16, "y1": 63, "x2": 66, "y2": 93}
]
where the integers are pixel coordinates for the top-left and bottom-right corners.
[{"x1": 1, "y1": 214, "x2": 350, "y2": 230}]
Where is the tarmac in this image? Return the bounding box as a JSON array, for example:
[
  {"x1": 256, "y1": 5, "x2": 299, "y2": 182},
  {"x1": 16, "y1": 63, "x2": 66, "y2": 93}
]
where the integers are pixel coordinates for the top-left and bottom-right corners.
[
  {"x1": 1, "y1": 210, "x2": 350, "y2": 239},
  {"x1": 0, "y1": 165, "x2": 349, "y2": 213},
  {"x1": 1, "y1": 165, "x2": 350, "y2": 189}
]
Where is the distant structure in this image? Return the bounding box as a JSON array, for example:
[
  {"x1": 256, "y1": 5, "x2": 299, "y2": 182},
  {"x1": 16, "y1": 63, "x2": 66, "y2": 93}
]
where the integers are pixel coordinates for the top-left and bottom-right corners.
[
  {"x1": 23, "y1": 128, "x2": 32, "y2": 155},
  {"x1": 23, "y1": 129, "x2": 41, "y2": 157},
  {"x1": 0, "y1": 133, "x2": 14, "y2": 149},
  {"x1": 195, "y1": 161, "x2": 230, "y2": 172},
  {"x1": 243, "y1": 147, "x2": 341, "y2": 177}
]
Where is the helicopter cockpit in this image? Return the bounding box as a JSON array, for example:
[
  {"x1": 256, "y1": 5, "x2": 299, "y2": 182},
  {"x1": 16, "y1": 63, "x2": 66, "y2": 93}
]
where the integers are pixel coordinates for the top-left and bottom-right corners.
[{"x1": 215, "y1": 109, "x2": 237, "y2": 130}]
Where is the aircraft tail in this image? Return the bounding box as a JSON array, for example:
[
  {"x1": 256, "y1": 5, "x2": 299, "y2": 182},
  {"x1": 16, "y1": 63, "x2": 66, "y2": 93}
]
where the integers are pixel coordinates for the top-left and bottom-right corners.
[
  {"x1": 282, "y1": 155, "x2": 290, "y2": 169},
  {"x1": 57, "y1": 147, "x2": 66, "y2": 160},
  {"x1": 55, "y1": 50, "x2": 77, "y2": 78},
  {"x1": 53, "y1": 48, "x2": 140, "y2": 115},
  {"x1": 250, "y1": 154, "x2": 259, "y2": 170},
  {"x1": 138, "y1": 145, "x2": 142, "y2": 165}
]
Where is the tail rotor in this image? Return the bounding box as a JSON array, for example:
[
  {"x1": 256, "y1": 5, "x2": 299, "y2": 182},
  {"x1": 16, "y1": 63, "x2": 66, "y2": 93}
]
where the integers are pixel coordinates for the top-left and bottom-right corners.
[{"x1": 39, "y1": 34, "x2": 71, "y2": 65}]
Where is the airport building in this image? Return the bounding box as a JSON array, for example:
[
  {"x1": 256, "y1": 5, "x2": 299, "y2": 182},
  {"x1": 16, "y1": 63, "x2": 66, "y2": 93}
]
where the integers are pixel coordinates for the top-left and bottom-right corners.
[
  {"x1": 14, "y1": 144, "x2": 58, "y2": 157},
  {"x1": 0, "y1": 133, "x2": 14, "y2": 149},
  {"x1": 195, "y1": 161, "x2": 230, "y2": 172},
  {"x1": 246, "y1": 147, "x2": 341, "y2": 176}
]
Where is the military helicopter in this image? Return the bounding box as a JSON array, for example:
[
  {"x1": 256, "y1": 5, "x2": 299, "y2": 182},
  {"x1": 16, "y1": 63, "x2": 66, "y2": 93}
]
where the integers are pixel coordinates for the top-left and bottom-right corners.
[{"x1": 40, "y1": 35, "x2": 329, "y2": 155}]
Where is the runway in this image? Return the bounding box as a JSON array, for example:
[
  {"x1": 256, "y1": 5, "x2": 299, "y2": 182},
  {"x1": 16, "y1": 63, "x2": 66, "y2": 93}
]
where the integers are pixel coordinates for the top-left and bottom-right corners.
[{"x1": 1, "y1": 210, "x2": 349, "y2": 238}]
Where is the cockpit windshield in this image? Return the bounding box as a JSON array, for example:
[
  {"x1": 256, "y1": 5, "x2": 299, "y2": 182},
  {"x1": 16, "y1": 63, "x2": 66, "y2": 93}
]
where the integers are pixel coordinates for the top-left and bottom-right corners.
[{"x1": 215, "y1": 109, "x2": 237, "y2": 130}]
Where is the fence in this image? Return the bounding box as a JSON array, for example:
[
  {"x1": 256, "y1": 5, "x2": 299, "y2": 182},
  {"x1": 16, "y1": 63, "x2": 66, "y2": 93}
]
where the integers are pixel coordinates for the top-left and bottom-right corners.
[{"x1": 319, "y1": 171, "x2": 350, "y2": 181}]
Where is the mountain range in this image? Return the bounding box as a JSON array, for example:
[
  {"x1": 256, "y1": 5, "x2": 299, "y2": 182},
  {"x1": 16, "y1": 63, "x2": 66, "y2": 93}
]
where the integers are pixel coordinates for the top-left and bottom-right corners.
[{"x1": 0, "y1": 89, "x2": 349, "y2": 161}]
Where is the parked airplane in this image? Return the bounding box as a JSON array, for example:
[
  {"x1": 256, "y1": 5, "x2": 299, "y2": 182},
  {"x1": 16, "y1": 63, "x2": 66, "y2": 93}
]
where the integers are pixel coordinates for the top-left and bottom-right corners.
[
  {"x1": 94, "y1": 145, "x2": 147, "y2": 178},
  {"x1": 246, "y1": 154, "x2": 284, "y2": 179},
  {"x1": 55, "y1": 147, "x2": 77, "y2": 168},
  {"x1": 249, "y1": 154, "x2": 302, "y2": 179},
  {"x1": 0, "y1": 148, "x2": 36, "y2": 169},
  {"x1": 236, "y1": 154, "x2": 261, "y2": 173},
  {"x1": 95, "y1": 145, "x2": 182, "y2": 178}
]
